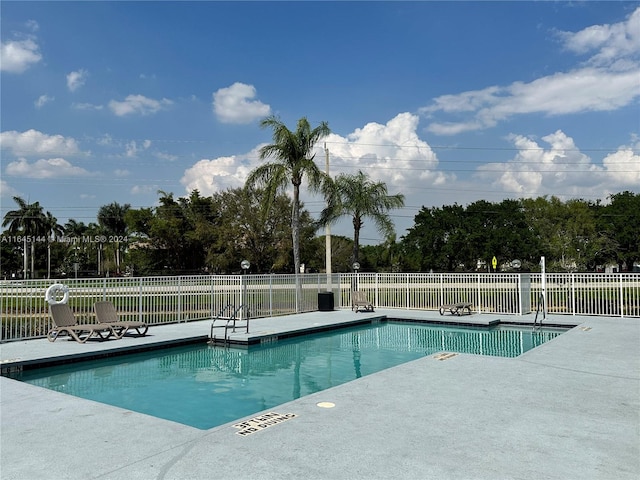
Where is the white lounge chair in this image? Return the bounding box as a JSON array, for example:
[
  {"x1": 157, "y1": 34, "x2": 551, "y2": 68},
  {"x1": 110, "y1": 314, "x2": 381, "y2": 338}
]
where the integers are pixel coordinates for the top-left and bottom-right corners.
[
  {"x1": 439, "y1": 303, "x2": 473, "y2": 316},
  {"x1": 352, "y1": 290, "x2": 374, "y2": 312},
  {"x1": 94, "y1": 301, "x2": 149, "y2": 337},
  {"x1": 48, "y1": 303, "x2": 121, "y2": 343}
]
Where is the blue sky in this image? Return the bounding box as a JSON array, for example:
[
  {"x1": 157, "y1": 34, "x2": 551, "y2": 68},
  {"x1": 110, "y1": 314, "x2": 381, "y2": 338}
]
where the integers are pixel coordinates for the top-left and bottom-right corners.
[{"x1": 1, "y1": 1, "x2": 639, "y2": 244}]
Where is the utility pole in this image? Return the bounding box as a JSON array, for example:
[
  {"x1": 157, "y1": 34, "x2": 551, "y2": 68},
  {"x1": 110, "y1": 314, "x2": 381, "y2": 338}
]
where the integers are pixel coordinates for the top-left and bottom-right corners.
[{"x1": 325, "y1": 143, "x2": 332, "y2": 292}]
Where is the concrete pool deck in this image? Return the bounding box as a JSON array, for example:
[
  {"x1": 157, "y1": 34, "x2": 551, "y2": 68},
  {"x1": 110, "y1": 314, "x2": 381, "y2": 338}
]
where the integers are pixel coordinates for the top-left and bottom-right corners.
[{"x1": 1, "y1": 310, "x2": 638, "y2": 479}]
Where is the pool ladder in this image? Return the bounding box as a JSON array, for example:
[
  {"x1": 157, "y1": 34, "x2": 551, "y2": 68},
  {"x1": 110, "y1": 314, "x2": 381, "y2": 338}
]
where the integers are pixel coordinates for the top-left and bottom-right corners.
[
  {"x1": 533, "y1": 292, "x2": 545, "y2": 331},
  {"x1": 209, "y1": 304, "x2": 250, "y2": 346}
]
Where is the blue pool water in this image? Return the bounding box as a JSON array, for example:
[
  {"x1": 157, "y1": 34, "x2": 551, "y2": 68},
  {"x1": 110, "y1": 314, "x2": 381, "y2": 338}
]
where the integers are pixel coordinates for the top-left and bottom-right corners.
[{"x1": 13, "y1": 321, "x2": 565, "y2": 430}]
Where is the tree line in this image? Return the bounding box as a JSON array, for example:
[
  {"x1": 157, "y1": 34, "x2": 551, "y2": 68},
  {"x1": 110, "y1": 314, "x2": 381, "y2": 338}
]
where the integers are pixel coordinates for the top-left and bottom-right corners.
[
  {"x1": 1, "y1": 116, "x2": 638, "y2": 278},
  {"x1": 2, "y1": 189, "x2": 638, "y2": 278},
  {"x1": 393, "y1": 192, "x2": 639, "y2": 273}
]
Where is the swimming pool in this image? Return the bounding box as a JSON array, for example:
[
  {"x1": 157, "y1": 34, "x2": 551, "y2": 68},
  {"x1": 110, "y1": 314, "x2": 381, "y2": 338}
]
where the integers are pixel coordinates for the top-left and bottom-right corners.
[{"x1": 11, "y1": 321, "x2": 566, "y2": 430}]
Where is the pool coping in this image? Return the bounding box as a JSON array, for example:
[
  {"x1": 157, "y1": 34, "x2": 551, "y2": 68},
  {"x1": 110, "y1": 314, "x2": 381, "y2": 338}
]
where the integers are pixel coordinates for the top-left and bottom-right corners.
[{"x1": 1, "y1": 309, "x2": 638, "y2": 480}]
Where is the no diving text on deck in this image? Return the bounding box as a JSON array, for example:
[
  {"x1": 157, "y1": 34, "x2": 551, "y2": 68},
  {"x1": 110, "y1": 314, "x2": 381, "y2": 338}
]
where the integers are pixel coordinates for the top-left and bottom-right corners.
[{"x1": 232, "y1": 412, "x2": 297, "y2": 436}]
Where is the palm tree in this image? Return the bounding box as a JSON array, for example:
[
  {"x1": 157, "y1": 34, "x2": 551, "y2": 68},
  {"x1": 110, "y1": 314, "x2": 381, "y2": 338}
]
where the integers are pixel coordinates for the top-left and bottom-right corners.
[
  {"x1": 98, "y1": 202, "x2": 130, "y2": 274},
  {"x1": 246, "y1": 116, "x2": 330, "y2": 307},
  {"x1": 319, "y1": 170, "x2": 405, "y2": 268},
  {"x1": 248, "y1": 116, "x2": 331, "y2": 273},
  {"x1": 64, "y1": 219, "x2": 88, "y2": 238},
  {"x1": 2, "y1": 196, "x2": 46, "y2": 278},
  {"x1": 44, "y1": 212, "x2": 64, "y2": 278},
  {"x1": 63, "y1": 219, "x2": 88, "y2": 277}
]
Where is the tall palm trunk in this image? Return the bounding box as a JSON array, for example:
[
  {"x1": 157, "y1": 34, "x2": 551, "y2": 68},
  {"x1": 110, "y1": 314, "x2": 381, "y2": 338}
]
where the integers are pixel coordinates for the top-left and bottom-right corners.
[
  {"x1": 292, "y1": 185, "x2": 302, "y2": 310},
  {"x1": 291, "y1": 186, "x2": 301, "y2": 271},
  {"x1": 352, "y1": 215, "x2": 362, "y2": 267}
]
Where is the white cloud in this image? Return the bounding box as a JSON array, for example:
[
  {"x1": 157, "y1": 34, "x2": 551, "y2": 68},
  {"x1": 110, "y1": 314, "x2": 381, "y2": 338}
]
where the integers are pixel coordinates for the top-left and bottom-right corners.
[
  {"x1": 475, "y1": 130, "x2": 602, "y2": 197},
  {"x1": 422, "y1": 7, "x2": 640, "y2": 135},
  {"x1": 5, "y1": 158, "x2": 91, "y2": 179},
  {"x1": 114, "y1": 169, "x2": 130, "y2": 177},
  {"x1": 557, "y1": 7, "x2": 640, "y2": 67},
  {"x1": 131, "y1": 184, "x2": 158, "y2": 195},
  {"x1": 0, "y1": 180, "x2": 20, "y2": 198},
  {"x1": 72, "y1": 102, "x2": 104, "y2": 111},
  {"x1": 25, "y1": 20, "x2": 39, "y2": 32},
  {"x1": 602, "y1": 141, "x2": 640, "y2": 185},
  {"x1": 390, "y1": 129, "x2": 640, "y2": 232},
  {"x1": 97, "y1": 134, "x2": 114, "y2": 146},
  {"x1": 213, "y1": 82, "x2": 271, "y2": 124},
  {"x1": 317, "y1": 113, "x2": 446, "y2": 186},
  {"x1": 505, "y1": 68, "x2": 639, "y2": 114},
  {"x1": 423, "y1": 67, "x2": 640, "y2": 135},
  {"x1": 181, "y1": 154, "x2": 254, "y2": 195},
  {"x1": 109, "y1": 94, "x2": 173, "y2": 116},
  {"x1": 0, "y1": 129, "x2": 81, "y2": 157},
  {"x1": 155, "y1": 151, "x2": 178, "y2": 162},
  {"x1": 125, "y1": 139, "x2": 151, "y2": 157},
  {"x1": 0, "y1": 37, "x2": 42, "y2": 73},
  {"x1": 66, "y1": 69, "x2": 89, "y2": 92},
  {"x1": 35, "y1": 94, "x2": 54, "y2": 108}
]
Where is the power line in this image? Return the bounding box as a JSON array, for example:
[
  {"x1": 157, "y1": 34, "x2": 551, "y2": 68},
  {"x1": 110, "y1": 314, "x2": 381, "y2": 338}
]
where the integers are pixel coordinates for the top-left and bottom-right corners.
[
  {"x1": 322, "y1": 140, "x2": 634, "y2": 153},
  {"x1": 3, "y1": 137, "x2": 636, "y2": 158}
]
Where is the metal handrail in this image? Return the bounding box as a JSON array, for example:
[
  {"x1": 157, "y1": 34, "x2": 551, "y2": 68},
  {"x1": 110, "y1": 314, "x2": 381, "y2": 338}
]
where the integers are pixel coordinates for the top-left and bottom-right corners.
[
  {"x1": 533, "y1": 293, "x2": 546, "y2": 330},
  {"x1": 209, "y1": 304, "x2": 249, "y2": 345},
  {"x1": 209, "y1": 304, "x2": 236, "y2": 342}
]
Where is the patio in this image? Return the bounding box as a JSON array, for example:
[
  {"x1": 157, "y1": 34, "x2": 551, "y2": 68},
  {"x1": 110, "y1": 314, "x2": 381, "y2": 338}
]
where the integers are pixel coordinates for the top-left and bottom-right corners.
[{"x1": 1, "y1": 310, "x2": 638, "y2": 479}]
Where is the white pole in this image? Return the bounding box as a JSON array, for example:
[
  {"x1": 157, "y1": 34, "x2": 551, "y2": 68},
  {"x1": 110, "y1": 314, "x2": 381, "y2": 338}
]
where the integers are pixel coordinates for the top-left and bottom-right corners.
[
  {"x1": 325, "y1": 143, "x2": 332, "y2": 292},
  {"x1": 540, "y1": 256, "x2": 547, "y2": 317},
  {"x1": 23, "y1": 236, "x2": 28, "y2": 279}
]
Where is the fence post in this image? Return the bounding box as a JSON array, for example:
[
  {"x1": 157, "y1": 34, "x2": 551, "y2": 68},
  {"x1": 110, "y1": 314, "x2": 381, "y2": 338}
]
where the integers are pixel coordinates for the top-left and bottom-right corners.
[
  {"x1": 405, "y1": 273, "x2": 409, "y2": 310},
  {"x1": 177, "y1": 276, "x2": 181, "y2": 322},
  {"x1": 517, "y1": 274, "x2": 522, "y2": 315},
  {"x1": 138, "y1": 277, "x2": 143, "y2": 323},
  {"x1": 571, "y1": 273, "x2": 576, "y2": 316},
  {"x1": 477, "y1": 273, "x2": 482, "y2": 314},
  {"x1": 210, "y1": 275, "x2": 215, "y2": 319},
  {"x1": 620, "y1": 273, "x2": 624, "y2": 318},
  {"x1": 375, "y1": 273, "x2": 379, "y2": 308},
  {"x1": 269, "y1": 274, "x2": 273, "y2": 317}
]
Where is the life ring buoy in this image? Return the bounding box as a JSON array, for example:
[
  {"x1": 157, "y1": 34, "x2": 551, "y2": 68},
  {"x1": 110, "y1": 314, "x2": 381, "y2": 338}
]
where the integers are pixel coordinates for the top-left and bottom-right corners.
[{"x1": 45, "y1": 283, "x2": 69, "y2": 305}]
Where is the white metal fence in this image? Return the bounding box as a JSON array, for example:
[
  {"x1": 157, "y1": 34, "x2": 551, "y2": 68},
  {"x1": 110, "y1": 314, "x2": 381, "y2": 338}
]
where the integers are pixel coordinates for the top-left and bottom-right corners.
[
  {"x1": 1, "y1": 272, "x2": 638, "y2": 342},
  {"x1": 347, "y1": 273, "x2": 529, "y2": 314}
]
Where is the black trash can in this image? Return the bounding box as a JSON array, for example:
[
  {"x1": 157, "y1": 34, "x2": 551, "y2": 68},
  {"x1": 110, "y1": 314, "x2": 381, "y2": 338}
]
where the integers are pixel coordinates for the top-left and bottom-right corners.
[{"x1": 318, "y1": 292, "x2": 334, "y2": 311}]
